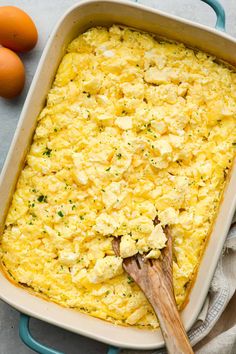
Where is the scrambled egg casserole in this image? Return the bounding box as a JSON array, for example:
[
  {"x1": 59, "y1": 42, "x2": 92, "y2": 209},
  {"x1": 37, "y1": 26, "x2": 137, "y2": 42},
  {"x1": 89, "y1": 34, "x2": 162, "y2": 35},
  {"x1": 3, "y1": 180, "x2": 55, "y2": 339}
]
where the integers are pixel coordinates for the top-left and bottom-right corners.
[{"x1": 1, "y1": 25, "x2": 236, "y2": 329}]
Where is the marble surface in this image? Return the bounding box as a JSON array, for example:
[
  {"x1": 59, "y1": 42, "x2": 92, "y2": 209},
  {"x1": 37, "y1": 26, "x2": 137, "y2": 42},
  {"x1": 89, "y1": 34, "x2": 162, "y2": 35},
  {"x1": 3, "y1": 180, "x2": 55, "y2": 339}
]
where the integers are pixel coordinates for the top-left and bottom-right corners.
[{"x1": 0, "y1": 0, "x2": 235, "y2": 353}]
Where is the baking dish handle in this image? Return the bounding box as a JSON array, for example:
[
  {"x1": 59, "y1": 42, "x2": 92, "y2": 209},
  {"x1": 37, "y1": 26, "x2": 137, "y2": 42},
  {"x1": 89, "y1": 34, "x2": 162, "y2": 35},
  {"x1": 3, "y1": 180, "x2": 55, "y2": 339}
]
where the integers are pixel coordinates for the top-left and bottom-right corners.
[
  {"x1": 107, "y1": 346, "x2": 121, "y2": 354},
  {"x1": 19, "y1": 314, "x2": 64, "y2": 354},
  {"x1": 19, "y1": 313, "x2": 120, "y2": 354},
  {"x1": 135, "y1": 0, "x2": 226, "y2": 31},
  {"x1": 201, "y1": 0, "x2": 225, "y2": 31}
]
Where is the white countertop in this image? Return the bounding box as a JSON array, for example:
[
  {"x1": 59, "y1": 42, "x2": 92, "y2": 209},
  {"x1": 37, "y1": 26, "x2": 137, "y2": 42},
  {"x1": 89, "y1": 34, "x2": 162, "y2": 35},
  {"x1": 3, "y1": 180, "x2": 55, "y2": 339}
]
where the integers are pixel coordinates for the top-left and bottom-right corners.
[{"x1": 0, "y1": 0, "x2": 236, "y2": 353}]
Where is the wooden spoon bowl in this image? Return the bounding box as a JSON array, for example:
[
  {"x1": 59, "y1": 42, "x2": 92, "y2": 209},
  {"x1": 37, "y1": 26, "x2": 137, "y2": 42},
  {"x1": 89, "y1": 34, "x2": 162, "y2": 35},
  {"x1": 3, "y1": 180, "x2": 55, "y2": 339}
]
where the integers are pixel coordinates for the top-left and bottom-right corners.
[{"x1": 112, "y1": 228, "x2": 194, "y2": 354}]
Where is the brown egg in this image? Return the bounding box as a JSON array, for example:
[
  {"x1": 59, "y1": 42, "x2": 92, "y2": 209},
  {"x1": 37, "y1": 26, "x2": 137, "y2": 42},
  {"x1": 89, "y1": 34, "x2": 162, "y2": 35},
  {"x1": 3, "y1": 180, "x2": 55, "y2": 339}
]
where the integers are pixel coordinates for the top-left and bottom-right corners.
[
  {"x1": 0, "y1": 6, "x2": 38, "y2": 52},
  {"x1": 0, "y1": 47, "x2": 25, "y2": 99}
]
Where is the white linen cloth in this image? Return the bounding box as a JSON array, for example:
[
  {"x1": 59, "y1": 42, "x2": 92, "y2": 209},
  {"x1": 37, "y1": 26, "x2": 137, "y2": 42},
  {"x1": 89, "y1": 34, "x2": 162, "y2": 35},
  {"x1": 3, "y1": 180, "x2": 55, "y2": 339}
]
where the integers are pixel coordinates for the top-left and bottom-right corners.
[{"x1": 122, "y1": 221, "x2": 236, "y2": 354}]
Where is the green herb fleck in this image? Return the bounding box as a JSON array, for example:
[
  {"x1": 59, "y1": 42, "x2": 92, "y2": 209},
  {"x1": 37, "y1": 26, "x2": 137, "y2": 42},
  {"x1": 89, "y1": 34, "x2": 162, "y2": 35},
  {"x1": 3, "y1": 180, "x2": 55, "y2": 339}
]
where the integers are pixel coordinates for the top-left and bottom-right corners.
[
  {"x1": 79, "y1": 215, "x2": 84, "y2": 220},
  {"x1": 127, "y1": 276, "x2": 134, "y2": 284},
  {"x1": 37, "y1": 195, "x2": 47, "y2": 203},
  {"x1": 43, "y1": 147, "x2": 52, "y2": 157},
  {"x1": 58, "y1": 211, "x2": 64, "y2": 217},
  {"x1": 116, "y1": 153, "x2": 122, "y2": 159},
  {"x1": 83, "y1": 91, "x2": 91, "y2": 97},
  {"x1": 105, "y1": 167, "x2": 111, "y2": 172},
  {"x1": 72, "y1": 205, "x2": 76, "y2": 210}
]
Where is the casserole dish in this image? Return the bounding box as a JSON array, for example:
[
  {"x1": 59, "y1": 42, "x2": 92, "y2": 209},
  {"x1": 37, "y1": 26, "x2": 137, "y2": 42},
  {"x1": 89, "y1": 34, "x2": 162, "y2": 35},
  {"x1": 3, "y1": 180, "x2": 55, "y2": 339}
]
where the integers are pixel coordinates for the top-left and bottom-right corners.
[{"x1": 0, "y1": 0, "x2": 236, "y2": 352}]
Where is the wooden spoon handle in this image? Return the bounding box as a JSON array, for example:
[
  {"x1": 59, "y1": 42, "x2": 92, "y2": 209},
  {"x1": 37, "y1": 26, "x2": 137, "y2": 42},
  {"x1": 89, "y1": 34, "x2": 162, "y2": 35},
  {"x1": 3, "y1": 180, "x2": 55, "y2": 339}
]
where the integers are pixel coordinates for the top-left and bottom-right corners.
[{"x1": 147, "y1": 268, "x2": 194, "y2": 354}]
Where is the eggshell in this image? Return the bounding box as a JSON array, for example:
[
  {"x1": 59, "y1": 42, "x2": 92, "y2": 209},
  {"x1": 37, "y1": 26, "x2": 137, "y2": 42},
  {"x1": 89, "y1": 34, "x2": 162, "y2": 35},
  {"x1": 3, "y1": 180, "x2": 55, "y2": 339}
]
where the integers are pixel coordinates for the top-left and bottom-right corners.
[
  {"x1": 0, "y1": 6, "x2": 38, "y2": 52},
  {"x1": 0, "y1": 47, "x2": 25, "y2": 98}
]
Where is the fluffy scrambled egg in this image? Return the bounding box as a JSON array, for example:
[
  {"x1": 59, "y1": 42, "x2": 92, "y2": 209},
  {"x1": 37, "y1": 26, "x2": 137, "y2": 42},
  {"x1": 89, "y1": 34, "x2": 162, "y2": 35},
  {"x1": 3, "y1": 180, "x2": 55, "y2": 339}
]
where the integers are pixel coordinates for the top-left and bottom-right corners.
[{"x1": 1, "y1": 25, "x2": 236, "y2": 329}]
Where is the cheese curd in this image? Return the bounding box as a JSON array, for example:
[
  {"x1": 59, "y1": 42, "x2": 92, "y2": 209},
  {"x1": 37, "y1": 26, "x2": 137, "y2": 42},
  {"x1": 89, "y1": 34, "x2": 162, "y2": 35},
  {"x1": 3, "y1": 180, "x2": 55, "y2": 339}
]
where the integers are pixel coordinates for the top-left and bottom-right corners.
[{"x1": 1, "y1": 25, "x2": 236, "y2": 329}]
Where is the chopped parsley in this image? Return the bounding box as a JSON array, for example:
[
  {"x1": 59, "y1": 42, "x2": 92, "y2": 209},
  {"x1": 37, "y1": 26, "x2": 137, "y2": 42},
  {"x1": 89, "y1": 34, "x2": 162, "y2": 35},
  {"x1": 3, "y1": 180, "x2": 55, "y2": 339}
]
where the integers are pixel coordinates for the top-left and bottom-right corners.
[
  {"x1": 127, "y1": 276, "x2": 134, "y2": 284},
  {"x1": 105, "y1": 167, "x2": 111, "y2": 172},
  {"x1": 58, "y1": 211, "x2": 64, "y2": 217},
  {"x1": 43, "y1": 147, "x2": 52, "y2": 157},
  {"x1": 79, "y1": 215, "x2": 84, "y2": 220},
  {"x1": 37, "y1": 195, "x2": 47, "y2": 203},
  {"x1": 83, "y1": 91, "x2": 91, "y2": 97},
  {"x1": 72, "y1": 205, "x2": 76, "y2": 210},
  {"x1": 116, "y1": 153, "x2": 122, "y2": 159}
]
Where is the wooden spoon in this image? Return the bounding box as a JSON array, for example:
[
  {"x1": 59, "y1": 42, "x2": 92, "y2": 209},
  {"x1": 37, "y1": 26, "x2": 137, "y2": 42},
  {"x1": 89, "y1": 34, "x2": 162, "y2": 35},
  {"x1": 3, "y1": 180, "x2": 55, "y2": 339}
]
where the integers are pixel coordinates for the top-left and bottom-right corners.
[{"x1": 112, "y1": 227, "x2": 194, "y2": 354}]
